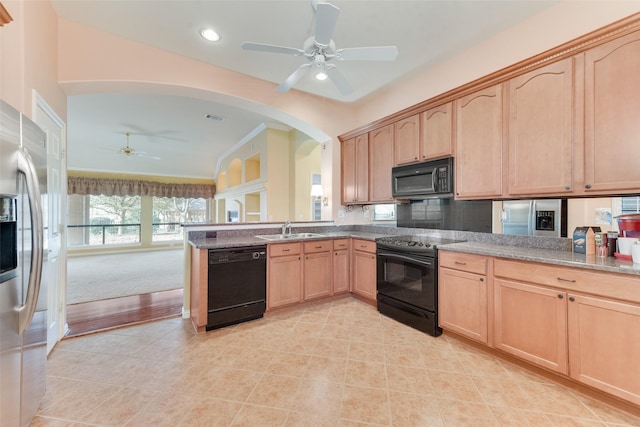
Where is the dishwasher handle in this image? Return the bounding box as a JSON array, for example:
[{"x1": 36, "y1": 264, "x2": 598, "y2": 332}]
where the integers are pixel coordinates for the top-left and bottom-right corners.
[{"x1": 209, "y1": 246, "x2": 267, "y2": 264}]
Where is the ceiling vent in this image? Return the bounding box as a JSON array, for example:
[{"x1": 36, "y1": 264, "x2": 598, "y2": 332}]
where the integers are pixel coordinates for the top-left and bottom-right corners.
[{"x1": 205, "y1": 113, "x2": 225, "y2": 122}]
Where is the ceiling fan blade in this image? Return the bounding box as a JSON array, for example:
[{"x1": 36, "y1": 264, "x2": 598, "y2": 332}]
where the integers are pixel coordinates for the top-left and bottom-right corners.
[
  {"x1": 242, "y1": 42, "x2": 303, "y2": 56},
  {"x1": 325, "y1": 66, "x2": 353, "y2": 96},
  {"x1": 314, "y1": 2, "x2": 339, "y2": 47},
  {"x1": 336, "y1": 46, "x2": 399, "y2": 61},
  {"x1": 277, "y1": 63, "x2": 312, "y2": 92},
  {"x1": 134, "y1": 153, "x2": 161, "y2": 161}
]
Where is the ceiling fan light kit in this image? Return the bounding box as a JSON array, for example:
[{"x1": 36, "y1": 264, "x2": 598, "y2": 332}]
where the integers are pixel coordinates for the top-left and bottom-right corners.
[
  {"x1": 114, "y1": 132, "x2": 161, "y2": 160},
  {"x1": 242, "y1": 0, "x2": 398, "y2": 96}
]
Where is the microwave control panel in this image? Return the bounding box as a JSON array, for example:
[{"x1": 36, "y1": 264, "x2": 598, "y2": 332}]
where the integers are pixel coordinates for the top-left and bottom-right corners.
[{"x1": 436, "y1": 167, "x2": 449, "y2": 192}]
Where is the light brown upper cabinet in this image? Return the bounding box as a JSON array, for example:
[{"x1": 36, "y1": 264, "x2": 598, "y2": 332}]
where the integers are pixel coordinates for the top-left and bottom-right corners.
[
  {"x1": 341, "y1": 134, "x2": 369, "y2": 204},
  {"x1": 394, "y1": 114, "x2": 421, "y2": 165},
  {"x1": 368, "y1": 124, "x2": 394, "y2": 203},
  {"x1": 421, "y1": 102, "x2": 454, "y2": 161},
  {"x1": 583, "y1": 30, "x2": 640, "y2": 194},
  {"x1": 455, "y1": 85, "x2": 504, "y2": 199},
  {"x1": 507, "y1": 58, "x2": 576, "y2": 197}
]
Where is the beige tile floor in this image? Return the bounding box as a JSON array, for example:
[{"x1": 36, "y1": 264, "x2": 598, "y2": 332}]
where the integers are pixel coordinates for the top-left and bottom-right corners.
[{"x1": 32, "y1": 296, "x2": 640, "y2": 427}]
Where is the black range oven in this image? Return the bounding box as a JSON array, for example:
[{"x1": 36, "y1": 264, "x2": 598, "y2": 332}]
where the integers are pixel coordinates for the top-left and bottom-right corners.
[{"x1": 376, "y1": 235, "x2": 461, "y2": 337}]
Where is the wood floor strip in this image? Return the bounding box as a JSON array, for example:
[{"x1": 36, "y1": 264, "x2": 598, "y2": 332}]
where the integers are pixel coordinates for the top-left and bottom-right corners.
[{"x1": 65, "y1": 289, "x2": 183, "y2": 337}]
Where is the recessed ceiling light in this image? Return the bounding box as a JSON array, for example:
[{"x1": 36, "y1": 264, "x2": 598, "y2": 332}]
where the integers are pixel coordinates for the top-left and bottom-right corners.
[
  {"x1": 314, "y1": 71, "x2": 328, "y2": 81},
  {"x1": 200, "y1": 28, "x2": 220, "y2": 42}
]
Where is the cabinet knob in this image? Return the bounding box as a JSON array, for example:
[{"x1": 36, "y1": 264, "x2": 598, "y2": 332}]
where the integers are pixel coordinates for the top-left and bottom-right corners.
[
  {"x1": 557, "y1": 294, "x2": 564, "y2": 299},
  {"x1": 414, "y1": 156, "x2": 418, "y2": 160},
  {"x1": 569, "y1": 296, "x2": 575, "y2": 302},
  {"x1": 565, "y1": 186, "x2": 570, "y2": 190},
  {"x1": 479, "y1": 278, "x2": 484, "y2": 282},
  {"x1": 585, "y1": 184, "x2": 592, "y2": 189}
]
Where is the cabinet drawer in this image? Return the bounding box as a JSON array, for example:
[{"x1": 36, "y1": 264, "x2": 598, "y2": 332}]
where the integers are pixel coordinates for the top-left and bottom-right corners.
[
  {"x1": 352, "y1": 239, "x2": 376, "y2": 253},
  {"x1": 269, "y1": 242, "x2": 302, "y2": 257},
  {"x1": 439, "y1": 251, "x2": 487, "y2": 275},
  {"x1": 494, "y1": 258, "x2": 640, "y2": 304},
  {"x1": 304, "y1": 240, "x2": 332, "y2": 254},
  {"x1": 333, "y1": 238, "x2": 350, "y2": 251}
]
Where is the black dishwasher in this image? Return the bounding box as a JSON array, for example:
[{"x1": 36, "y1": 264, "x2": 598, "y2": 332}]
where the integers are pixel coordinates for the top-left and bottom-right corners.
[{"x1": 207, "y1": 245, "x2": 267, "y2": 330}]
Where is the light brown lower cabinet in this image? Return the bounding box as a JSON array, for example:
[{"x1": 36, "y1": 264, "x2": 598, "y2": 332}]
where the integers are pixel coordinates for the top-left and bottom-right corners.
[
  {"x1": 492, "y1": 258, "x2": 640, "y2": 407},
  {"x1": 332, "y1": 239, "x2": 350, "y2": 294},
  {"x1": 568, "y1": 293, "x2": 640, "y2": 406},
  {"x1": 303, "y1": 240, "x2": 332, "y2": 301},
  {"x1": 493, "y1": 278, "x2": 568, "y2": 374},
  {"x1": 351, "y1": 239, "x2": 377, "y2": 301},
  {"x1": 438, "y1": 251, "x2": 488, "y2": 344},
  {"x1": 267, "y1": 242, "x2": 302, "y2": 309}
]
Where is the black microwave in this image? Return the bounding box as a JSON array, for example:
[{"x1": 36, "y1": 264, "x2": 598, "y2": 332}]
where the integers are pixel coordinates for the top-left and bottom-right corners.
[{"x1": 391, "y1": 157, "x2": 454, "y2": 199}]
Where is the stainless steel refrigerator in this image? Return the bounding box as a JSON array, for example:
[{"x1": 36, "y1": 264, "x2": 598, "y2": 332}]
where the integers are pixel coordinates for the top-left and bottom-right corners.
[
  {"x1": 502, "y1": 199, "x2": 567, "y2": 237},
  {"x1": 1, "y1": 100, "x2": 48, "y2": 427}
]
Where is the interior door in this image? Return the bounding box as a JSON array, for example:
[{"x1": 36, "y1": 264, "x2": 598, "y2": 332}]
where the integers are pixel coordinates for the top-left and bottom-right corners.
[{"x1": 33, "y1": 95, "x2": 67, "y2": 353}]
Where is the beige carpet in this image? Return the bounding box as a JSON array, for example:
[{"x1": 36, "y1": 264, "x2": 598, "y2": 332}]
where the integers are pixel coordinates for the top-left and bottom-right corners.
[{"x1": 66, "y1": 249, "x2": 184, "y2": 304}]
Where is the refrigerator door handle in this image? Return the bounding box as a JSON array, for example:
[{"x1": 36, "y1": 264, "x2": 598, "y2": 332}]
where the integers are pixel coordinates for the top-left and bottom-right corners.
[{"x1": 15, "y1": 148, "x2": 44, "y2": 335}]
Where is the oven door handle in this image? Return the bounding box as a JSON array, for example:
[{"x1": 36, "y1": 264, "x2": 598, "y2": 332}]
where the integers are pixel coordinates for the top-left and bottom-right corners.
[{"x1": 377, "y1": 251, "x2": 433, "y2": 267}]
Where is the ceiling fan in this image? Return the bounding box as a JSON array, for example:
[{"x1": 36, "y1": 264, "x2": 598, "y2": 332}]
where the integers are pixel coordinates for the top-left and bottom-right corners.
[
  {"x1": 242, "y1": 0, "x2": 399, "y2": 95},
  {"x1": 113, "y1": 132, "x2": 161, "y2": 160}
]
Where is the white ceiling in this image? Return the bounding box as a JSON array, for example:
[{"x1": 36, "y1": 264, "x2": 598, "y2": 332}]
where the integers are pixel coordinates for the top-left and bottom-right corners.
[{"x1": 53, "y1": 0, "x2": 558, "y2": 179}]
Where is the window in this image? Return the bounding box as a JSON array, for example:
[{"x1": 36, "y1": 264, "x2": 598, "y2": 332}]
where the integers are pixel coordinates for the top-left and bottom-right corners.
[
  {"x1": 621, "y1": 196, "x2": 640, "y2": 214},
  {"x1": 152, "y1": 197, "x2": 207, "y2": 242},
  {"x1": 373, "y1": 204, "x2": 396, "y2": 221},
  {"x1": 67, "y1": 194, "x2": 141, "y2": 246},
  {"x1": 311, "y1": 174, "x2": 322, "y2": 221}
]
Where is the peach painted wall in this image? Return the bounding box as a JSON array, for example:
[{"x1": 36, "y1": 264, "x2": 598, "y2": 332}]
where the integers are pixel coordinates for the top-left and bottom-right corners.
[{"x1": 0, "y1": 0, "x2": 66, "y2": 120}]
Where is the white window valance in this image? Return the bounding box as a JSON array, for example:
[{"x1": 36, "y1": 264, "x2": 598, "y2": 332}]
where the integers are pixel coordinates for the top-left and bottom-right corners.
[{"x1": 68, "y1": 176, "x2": 216, "y2": 199}]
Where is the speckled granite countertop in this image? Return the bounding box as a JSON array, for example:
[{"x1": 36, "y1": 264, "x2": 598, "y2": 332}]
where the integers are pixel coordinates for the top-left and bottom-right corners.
[
  {"x1": 188, "y1": 231, "x2": 387, "y2": 250},
  {"x1": 439, "y1": 241, "x2": 640, "y2": 277}
]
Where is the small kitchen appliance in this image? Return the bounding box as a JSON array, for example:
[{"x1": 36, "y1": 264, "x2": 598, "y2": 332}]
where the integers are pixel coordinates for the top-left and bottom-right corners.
[{"x1": 391, "y1": 157, "x2": 454, "y2": 200}]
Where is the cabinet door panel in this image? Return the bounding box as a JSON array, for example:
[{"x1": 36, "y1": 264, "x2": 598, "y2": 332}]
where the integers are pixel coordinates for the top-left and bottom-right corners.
[
  {"x1": 438, "y1": 267, "x2": 487, "y2": 344},
  {"x1": 354, "y1": 134, "x2": 369, "y2": 202},
  {"x1": 332, "y1": 250, "x2": 350, "y2": 294},
  {"x1": 422, "y1": 102, "x2": 453, "y2": 160},
  {"x1": 584, "y1": 31, "x2": 640, "y2": 193},
  {"x1": 304, "y1": 251, "x2": 332, "y2": 300},
  {"x1": 568, "y1": 294, "x2": 640, "y2": 405},
  {"x1": 494, "y1": 278, "x2": 568, "y2": 374},
  {"x1": 455, "y1": 85, "x2": 504, "y2": 199},
  {"x1": 394, "y1": 114, "x2": 421, "y2": 165},
  {"x1": 369, "y1": 125, "x2": 394, "y2": 202},
  {"x1": 341, "y1": 135, "x2": 369, "y2": 204},
  {"x1": 352, "y1": 250, "x2": 376, "y2": 301},
  {"x1": 508, "y1": 58, "x2": 574, "y2": 196},
  {"x1": 268, "y1": 255, "x2": 302, "y2": 309},
  {"x1": 341, "y1": 137, "x2": 356, "y2": 204}
]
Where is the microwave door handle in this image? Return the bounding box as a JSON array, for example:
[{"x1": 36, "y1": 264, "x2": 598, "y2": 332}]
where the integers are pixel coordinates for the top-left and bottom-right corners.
[
  {"x1": 15, "y1": 148, "x2": 44, "y2": 335},
  {"x1": 431, "y1": 168, "x2": 437, "y2": 192},
  {"x1": 529, "y1": 200, "x2": 535, "y2": 236}
]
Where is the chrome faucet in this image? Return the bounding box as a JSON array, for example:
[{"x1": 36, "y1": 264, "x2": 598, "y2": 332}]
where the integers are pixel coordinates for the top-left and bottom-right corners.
[{"x1": 281, "y1": 220, "x2": 292, "y2": 235}]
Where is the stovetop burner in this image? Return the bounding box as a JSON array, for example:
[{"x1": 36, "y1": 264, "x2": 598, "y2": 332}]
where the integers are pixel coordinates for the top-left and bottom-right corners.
[{"x1": 376, "y1": 235, "x2": 463, "y2": 254}]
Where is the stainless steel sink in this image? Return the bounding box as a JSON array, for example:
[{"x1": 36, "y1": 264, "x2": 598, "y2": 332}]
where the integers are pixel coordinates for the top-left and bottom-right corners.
[{"x1": 256, "y1": 233, "x2": 325, "y2": 241}]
